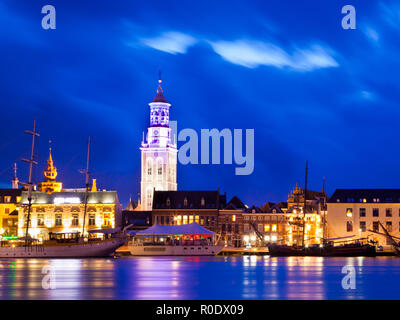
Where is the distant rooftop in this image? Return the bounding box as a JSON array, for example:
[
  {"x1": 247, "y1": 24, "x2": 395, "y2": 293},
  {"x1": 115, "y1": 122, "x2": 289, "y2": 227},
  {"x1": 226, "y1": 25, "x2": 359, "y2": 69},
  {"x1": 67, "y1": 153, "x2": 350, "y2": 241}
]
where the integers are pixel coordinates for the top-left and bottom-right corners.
[{"x1": 329, "y1": 189, "x2": 400, "y2": 203}]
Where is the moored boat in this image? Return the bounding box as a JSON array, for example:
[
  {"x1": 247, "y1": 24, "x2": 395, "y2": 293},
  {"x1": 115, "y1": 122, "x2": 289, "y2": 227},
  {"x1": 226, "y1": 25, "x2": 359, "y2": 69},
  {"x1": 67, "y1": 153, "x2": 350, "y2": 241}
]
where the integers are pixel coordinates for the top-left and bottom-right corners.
[{"x1": 128, "y1": 222, "x2": 224, "y2": 256}]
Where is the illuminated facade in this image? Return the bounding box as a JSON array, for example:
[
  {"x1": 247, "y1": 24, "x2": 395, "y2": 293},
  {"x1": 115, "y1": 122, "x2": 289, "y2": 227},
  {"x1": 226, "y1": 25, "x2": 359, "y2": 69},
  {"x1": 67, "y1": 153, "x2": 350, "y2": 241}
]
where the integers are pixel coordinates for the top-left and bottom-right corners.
[
  {"x1": 18, "y1": 147, "x2": 122, "y2": 239},
  {"x1": 0, "y1": 189, "x2": 22, "y2": 237},
  {"x1": 19, "y1": 190, "x2": 122, "y2": 239},
  {"x1": 327, "y1": 189, "x2": 400, "y2": 248},
  {"x1": 140, "y1": 79, "x2": 177, "y2": 211}
]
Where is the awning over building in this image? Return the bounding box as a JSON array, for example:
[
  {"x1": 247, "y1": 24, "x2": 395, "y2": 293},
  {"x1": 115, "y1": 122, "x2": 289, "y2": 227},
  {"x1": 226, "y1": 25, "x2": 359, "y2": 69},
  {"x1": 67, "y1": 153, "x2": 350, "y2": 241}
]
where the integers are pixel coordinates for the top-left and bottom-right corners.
[{"x1": 136, "y1": 222, "x2": 214, "y2": 236}]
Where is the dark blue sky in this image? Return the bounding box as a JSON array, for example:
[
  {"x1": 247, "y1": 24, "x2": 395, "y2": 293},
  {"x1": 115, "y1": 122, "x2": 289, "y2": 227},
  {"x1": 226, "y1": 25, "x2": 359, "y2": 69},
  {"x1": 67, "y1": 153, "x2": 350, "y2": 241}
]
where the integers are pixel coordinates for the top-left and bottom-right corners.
[{"x1": 1, "y1": 0, "x2": 400, "y2": 207}]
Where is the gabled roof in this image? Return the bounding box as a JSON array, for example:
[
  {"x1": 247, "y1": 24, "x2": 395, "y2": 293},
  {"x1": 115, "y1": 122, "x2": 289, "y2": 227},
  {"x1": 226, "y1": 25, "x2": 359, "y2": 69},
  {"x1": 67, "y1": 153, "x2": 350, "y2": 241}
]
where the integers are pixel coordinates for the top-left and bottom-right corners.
[
  {"x1": 224, "y1": 196, "x2": 246, "y2": 210},
  {"x1": 153, "y1": 190, "x2": 226, "y2": 209},
  {"x1": 245, "y1": 205, "x2": 263, "y2": 213},
  {"x1": 265, "y1": 205, "x2": 284, "y2": 213}
]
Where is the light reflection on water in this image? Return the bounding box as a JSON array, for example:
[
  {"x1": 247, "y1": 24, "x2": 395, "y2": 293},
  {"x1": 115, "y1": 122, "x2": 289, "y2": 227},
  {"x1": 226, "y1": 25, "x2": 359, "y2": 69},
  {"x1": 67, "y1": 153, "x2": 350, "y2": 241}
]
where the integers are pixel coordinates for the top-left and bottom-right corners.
[{"x1": 0, "y1": 256, "x2": 399, "y2": 300}]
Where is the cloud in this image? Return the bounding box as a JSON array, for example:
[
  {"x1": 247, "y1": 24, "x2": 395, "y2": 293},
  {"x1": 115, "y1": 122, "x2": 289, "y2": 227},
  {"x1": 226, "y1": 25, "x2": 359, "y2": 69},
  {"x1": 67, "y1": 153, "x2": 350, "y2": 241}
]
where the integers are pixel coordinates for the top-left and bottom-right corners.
[
  {"x1": 209, "y1": 40, "x2": 338, "y2": 71},
  {"x1": 363, "y1": 26, "x2": 379, "y2": 43},
  {"x1": 209, "y1": 40, "x2": 291, "y2": 68},
  {"x1": 140, "y1": 32, "x2": 197, "y2": 54}
]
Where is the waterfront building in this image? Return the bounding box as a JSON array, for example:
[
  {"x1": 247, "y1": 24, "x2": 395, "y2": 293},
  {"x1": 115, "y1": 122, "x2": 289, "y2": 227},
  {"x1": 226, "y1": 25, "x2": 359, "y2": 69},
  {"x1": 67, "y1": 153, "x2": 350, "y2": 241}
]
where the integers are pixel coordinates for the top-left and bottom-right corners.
[
  {"x1": 18, "y1": 148, "x2": 122, "y2": 239},
  {"x1": 0, "y1": 189, "x2": 22, "y2": 237},
  {"x1": 139, "y1": 78, "x2": 177, "y2": 211},
  {"x1": 327, "y1": 189, "x2": 400, "y2": 248},
  {"x1": 240, "y1": 185, "x2": 327, "y2": 247},
  {"x1": 151, "y1": 190, "x2": 227, "y2": 233}
]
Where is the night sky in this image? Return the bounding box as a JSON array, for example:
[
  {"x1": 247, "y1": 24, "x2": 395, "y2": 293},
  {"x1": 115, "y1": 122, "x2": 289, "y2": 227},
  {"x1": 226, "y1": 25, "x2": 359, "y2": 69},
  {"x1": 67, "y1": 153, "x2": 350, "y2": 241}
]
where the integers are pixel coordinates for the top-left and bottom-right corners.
[{"x1": 1, "y1": 0, "x2": 400, "y2": 207}]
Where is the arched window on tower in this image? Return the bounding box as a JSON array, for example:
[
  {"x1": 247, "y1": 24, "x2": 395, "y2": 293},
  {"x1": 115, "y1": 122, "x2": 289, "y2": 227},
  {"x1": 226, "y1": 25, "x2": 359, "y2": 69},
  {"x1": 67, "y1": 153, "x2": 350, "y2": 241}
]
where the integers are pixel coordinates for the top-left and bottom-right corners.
[
  {"x1": 156, "y1": 158, "x2": 163, "y2": 178},
  {"x1": 147, "y1": 159, "x2": 153, "y2": 177},
  {"x1": 146, "y1": 188, "x2": 153, "y2": 209}
]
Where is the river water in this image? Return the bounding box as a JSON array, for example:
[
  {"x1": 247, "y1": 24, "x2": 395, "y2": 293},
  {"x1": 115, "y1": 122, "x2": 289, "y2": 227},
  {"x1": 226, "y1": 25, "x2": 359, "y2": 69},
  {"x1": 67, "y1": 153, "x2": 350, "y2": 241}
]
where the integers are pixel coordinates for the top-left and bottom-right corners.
[{"x1": 0, "y1": 256, "x2": 399, "y2": 300}]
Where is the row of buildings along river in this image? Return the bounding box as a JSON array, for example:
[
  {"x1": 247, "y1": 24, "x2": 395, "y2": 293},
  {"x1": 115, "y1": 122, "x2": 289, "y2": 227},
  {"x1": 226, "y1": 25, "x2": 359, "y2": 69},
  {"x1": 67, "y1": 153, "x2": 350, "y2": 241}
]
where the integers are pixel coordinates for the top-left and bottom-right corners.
[{"x1": 0, "y1": 79, "x2": 398, "y2": 249}]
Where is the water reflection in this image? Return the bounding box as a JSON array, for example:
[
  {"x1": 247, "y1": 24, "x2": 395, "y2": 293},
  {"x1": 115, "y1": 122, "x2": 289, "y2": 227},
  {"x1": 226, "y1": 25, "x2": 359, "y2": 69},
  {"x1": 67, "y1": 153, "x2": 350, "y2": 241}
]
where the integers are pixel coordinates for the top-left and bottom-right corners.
[{"x1": 0, "y1": 256, "x2": 399, "y2": 299}]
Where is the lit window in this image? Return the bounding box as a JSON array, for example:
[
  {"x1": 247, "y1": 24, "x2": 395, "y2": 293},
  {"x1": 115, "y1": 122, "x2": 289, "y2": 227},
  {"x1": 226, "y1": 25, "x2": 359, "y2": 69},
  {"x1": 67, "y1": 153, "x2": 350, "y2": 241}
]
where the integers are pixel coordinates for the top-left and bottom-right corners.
[
  {"x1": 89, "y1": 214, "x2": 95, "y2": 226},
  {"x1": 232, "y1": 215, "x2": 236, "y2": 222},
  {"x1": 272, "y1": 224, "x2": 277, "y2": 232},
  {"x1": 346, "y1": 208, "x2": 353, "y2": 217},
  {"x1": 264, "y1": 224, "x2": 270, "y2": 232},
  {"x1": 55, "y1": 214, "x2": 62, "y2": 226}
]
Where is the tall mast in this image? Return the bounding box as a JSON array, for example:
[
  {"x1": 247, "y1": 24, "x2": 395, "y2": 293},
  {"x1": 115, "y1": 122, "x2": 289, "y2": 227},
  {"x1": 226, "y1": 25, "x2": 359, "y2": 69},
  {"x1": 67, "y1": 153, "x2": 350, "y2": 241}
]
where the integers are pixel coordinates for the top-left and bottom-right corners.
[
  {"x1": 301, "y1": 161, "x2": 308, "y2": 247},
  {"x1": 81, "y1": 136, "x2": 91, "y2": 236},
  {"x1": 21, "y1": 119, "x2": 40, "y2": 246},
  {"x1": 322, "y1": 176, "x2": 326, "y2": 245}
]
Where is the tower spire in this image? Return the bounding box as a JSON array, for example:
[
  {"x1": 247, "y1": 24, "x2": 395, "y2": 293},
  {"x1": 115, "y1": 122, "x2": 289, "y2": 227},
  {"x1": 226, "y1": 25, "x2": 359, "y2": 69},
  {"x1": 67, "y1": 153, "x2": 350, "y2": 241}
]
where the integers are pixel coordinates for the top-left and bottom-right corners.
[
  {"x1": 12, "y1": 162, "x2": 19, "y2": 189},
  {"x1": 38, "y1": 140, "x2": 62, "y2": 193},
  {"x1": 153, "y1": 70, "x2": 167, "y2": 102}
]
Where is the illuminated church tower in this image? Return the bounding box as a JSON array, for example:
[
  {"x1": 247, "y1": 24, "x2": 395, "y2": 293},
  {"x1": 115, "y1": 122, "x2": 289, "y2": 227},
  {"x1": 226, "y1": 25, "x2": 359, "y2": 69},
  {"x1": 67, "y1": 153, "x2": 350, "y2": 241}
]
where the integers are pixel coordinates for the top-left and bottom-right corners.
[
  {"x1": 140, "y1": 78, "x2": 177, "y2": 211},
  {"x1": 38, "y1": 145, "x2": 63, "y2": 194}
]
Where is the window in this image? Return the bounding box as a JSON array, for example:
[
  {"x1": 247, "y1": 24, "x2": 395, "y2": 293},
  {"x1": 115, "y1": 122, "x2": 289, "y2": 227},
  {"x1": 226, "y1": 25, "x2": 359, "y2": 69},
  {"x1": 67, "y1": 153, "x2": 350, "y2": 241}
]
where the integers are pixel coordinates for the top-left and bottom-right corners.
[
  {"x1": 359, "y1": 221, "x2": 366, "y2": 232},
  {"x1": 258, "y1": 224, "x2": 263, "y2": 232},
  {"x1": 244, "y1": 224, "x2": 249, "y2": 233},
  {"x1": 55, "y1": 214, "x2": 62, "y2": 226},
  {"x1": 72, "y1": 214, "x2": 79, "y2": 226},
  {"x1": 346, "y1": 221, "x2": 353, "y2": 232},
  {"x1": 158, "y1": 167, "x2": 162, "y2": 175},
  {"x1": 373, "y1": 208, "x2": 379, "y2": 217},
  {"x1": 147, "y1": 167, "x2": 152, "y2": 175},
  {"x1": 272, "y1": 224, "x2": 277, "y2": 232},
  {"x1": 201, "y1": 197, "x2": 205, "y2": 207},
  {"x1": 37, "y1": 214, "x2": 44, "y2": 226},
  {"x1": 232, "y1": 215, "x2": 236, "y2": 222},
  {"x1": 373, "y1": 221, "x2": 379, "y2": 232},
  {"x1": 222, "y1": 224, "x2": 226, "y2": 232},
  {"x1": 386, "y1": 221, "x2": 392, "y2": 232},
  {"x1": 89, "y1": 214, "x2": 95, "y2": 226},
  {"x1": 4, "y1": 196, "x2": 11, "y2": 203},
  {"x1": 5, "y1": 208, "x2": 9, "y2": 214},
  {"x1": 359, "y1": 208, "x2": 366, "y2": 217},
  {"x1": 264, "y1": 224, "x2": 270, "y2": 232},
  {"x1": 386, "y1": 208, "x2": 392, "y2": 217},
  {"x1": 183, "y1": 197, "x2": 188, "y2": 207},
  {"x1": 346, "y1": 208, "x2": 353, "y2": 217}
]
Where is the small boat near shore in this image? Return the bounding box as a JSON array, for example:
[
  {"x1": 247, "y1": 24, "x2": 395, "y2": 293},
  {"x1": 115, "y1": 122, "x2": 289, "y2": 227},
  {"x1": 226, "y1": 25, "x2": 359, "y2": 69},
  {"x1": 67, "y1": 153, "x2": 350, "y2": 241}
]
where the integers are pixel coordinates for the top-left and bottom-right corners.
[
  {"x1": 268, "y1": 238, "x2": 376, "y2": 257},
  {"x1": 0, "y1": 231, "x2": 125, "y2": 258},
  {"x1": 128, "y1": 222, "x2": 224, "y2": 256}
]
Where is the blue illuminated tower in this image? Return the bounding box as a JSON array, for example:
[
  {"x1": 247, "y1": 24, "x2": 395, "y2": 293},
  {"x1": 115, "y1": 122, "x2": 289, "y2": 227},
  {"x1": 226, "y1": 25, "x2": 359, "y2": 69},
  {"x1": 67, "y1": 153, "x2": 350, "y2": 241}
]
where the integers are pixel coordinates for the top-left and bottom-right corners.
[{"x1": 140, "y1": 78, "x2": 177, "y2": 211}]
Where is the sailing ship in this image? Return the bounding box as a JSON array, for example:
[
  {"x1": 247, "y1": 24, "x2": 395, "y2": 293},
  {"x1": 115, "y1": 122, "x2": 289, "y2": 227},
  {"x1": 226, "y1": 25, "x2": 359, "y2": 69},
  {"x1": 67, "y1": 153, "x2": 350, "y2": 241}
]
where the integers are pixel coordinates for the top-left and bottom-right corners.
[
  {"x1": 0, "y1": 121, "x2": 125, "y2": 258},
  {"x1": 128, "y1": 222, "x2": 224, "y2": 256},
  {"x1": 267, "y1": 161, "x2": 376, "y2": 257}
]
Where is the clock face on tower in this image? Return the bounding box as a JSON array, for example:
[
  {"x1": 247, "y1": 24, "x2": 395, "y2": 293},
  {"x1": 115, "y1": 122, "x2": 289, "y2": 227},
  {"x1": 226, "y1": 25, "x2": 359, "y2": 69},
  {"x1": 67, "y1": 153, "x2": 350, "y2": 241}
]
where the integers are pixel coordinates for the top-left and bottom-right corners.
[{"x1": 153, "y1": 129, "x2": 159, "y2": 136}]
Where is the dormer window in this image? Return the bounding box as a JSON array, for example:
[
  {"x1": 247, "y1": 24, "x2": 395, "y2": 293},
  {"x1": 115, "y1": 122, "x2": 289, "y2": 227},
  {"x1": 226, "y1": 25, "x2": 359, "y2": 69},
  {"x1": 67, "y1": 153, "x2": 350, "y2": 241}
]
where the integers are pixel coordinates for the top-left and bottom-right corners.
[
  {"x1": 201, "y1": 197, "x2": 205, "y2": 207},
  {"x1": 166, "y1": 197, "x2": 171, "y2": 207},
  {"x1": 184, "y1": 197, "x2": 188, "y2": 207}
]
